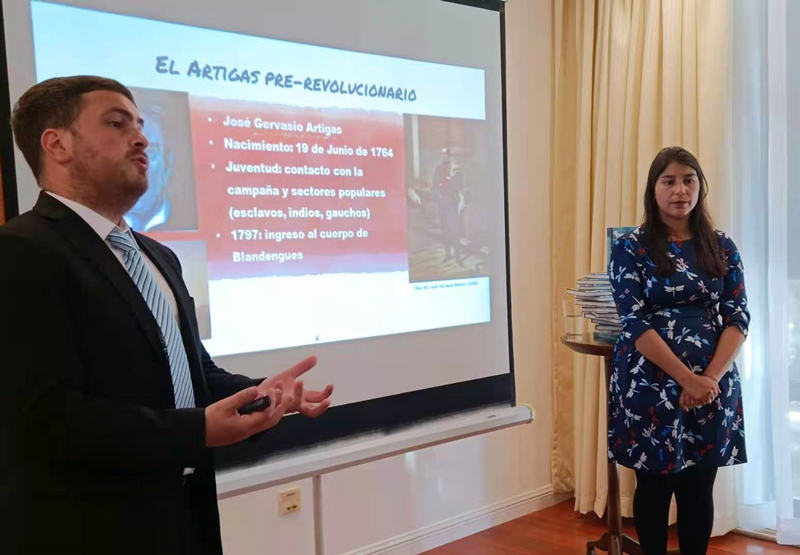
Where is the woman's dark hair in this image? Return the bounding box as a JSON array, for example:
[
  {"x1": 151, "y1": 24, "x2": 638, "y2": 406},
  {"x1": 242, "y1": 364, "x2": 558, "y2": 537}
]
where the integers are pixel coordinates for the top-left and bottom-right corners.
[{"x1": 641, "y1": 146, "x2": 727, "y2": 277}]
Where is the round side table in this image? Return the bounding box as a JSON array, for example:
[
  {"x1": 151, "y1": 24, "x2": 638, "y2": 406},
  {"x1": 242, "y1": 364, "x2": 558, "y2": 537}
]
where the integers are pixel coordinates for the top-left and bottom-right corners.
[{"x1": 561, "y1": 334, "x2": 641, "y2": 555}]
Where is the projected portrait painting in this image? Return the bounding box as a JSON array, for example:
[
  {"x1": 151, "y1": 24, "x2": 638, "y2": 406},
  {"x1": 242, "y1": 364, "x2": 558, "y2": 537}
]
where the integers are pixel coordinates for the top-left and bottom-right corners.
[
  {"x1": 124, "y1": 87, "x2": 198, "y2": 232},
  {"x1": 404, "y1": 115, "x2": 491, "y2": 283}
]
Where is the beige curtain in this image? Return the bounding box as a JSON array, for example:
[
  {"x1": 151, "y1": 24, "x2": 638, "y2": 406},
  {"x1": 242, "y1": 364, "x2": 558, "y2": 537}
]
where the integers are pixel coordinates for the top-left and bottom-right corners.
[{"x1": 549, "y1": 0, "x2": 735, "y2": 520}]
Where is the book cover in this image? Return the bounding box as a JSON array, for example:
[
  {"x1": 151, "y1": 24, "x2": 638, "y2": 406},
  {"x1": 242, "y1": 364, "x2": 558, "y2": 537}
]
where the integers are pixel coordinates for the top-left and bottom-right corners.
[{"x1": 606, "y1": 226, "x2": 637, "y2": 266}]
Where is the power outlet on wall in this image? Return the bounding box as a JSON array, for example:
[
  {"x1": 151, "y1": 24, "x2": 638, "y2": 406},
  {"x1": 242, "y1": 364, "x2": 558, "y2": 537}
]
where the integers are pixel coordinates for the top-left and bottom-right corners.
[{"x1": 278, "y1": 487, "x2": 301, "y2": 515}]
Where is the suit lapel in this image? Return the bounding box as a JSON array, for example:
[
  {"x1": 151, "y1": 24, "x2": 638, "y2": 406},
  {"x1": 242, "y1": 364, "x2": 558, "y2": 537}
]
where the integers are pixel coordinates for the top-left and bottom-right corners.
[
  {"x1": 135, "y1": 234, "x2": 185, "y2": 310},
  {"x1": 33, "y1": 193, "x2": 167, "y2": 365}
]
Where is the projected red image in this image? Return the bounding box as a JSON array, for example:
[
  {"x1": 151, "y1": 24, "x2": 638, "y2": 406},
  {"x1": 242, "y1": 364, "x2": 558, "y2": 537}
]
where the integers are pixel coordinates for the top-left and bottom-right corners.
[
  {"x1": 405, "y1": 115, "x2": 490, "y2": 283},
  {"x1": 142, "y1": 94, "x2": 408, "y2": 282},
  {"x1": 192, "y1": 97, "x2": 408, "y2": 280}
]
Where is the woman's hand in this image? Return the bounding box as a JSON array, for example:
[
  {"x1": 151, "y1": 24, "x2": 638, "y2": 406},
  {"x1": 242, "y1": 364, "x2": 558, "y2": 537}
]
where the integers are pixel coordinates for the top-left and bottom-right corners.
[
  {"x1": 678, "y1": 389, "x2": 715, "y2": 411},
  {"x1": 680, "y1": 373, "x2": 720, "y2": 407}
]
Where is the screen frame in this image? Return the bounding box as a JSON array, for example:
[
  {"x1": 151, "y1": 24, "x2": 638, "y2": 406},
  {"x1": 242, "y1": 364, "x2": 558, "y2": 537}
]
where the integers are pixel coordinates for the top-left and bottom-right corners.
[
  {"x1": 0, "y1": 0, "x2": 516, "y2": 468},
  {"x1": 0, "y1": 1, "x2": 18, "y2": 220}
]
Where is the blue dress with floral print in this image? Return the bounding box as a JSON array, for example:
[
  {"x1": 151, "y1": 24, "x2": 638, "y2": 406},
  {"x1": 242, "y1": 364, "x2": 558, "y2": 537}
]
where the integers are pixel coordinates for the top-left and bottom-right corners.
[{"x1": 607, "y1": 228, "x2": 749, "y2": 474}]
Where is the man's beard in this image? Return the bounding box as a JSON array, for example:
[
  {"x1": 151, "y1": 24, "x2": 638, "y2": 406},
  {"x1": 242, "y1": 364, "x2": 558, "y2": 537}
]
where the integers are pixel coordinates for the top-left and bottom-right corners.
[{"x1": 70, "y1": 146, "x2": 147, "y2": 214}]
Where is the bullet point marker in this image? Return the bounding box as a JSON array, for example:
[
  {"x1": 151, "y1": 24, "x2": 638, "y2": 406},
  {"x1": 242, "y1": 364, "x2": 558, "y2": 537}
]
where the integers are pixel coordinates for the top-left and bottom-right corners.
[
  {"x1": 209, "y1": 140, "x2": 214, "y2": 145},
  {"x1": 207, "y1": 117, "x2": 212, "y2": 122},
  {"x1": 210, "y1": 163, "x2": 215, "y2": 169},
  {"x1": 216, "y1": 233, "x2": 221, "y2": 238}
]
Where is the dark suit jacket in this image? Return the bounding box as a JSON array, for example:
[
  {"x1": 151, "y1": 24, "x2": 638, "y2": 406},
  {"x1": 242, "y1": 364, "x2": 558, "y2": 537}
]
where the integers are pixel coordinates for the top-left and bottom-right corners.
[{"x1": 0, "y1": 193, "x2": 259, "y2": 554}]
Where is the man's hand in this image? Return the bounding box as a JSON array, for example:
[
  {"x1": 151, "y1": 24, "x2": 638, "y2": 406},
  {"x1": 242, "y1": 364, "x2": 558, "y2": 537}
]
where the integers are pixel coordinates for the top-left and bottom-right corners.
[
  {"x1": 205, "y1": 386, "x2": 288, "y2": 447},
  {"x1": 257, "y1": 355, "x2": 333, "y2": 418}
]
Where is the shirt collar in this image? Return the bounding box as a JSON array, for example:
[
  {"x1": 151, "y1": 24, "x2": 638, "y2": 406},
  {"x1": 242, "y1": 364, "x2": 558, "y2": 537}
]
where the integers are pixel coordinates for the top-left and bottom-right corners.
[{"x1": 46, "y1": 191, "x2": 133, "y2": 240}]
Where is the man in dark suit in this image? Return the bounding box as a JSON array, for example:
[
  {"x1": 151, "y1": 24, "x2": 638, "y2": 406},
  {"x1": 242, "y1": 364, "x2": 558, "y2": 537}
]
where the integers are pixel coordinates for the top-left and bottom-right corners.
[{"x1": 0, "y1": 76, "x2": 333, "y2": 554}]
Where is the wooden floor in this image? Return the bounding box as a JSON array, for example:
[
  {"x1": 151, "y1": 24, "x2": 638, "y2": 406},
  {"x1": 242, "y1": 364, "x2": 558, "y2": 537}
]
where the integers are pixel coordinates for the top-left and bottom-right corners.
[{"x1": 423, "y1": 500, "x2": 797, "y2": 554}]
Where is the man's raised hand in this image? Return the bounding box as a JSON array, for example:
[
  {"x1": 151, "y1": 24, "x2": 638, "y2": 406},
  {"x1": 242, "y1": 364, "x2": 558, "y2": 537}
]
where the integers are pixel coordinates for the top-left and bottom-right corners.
[{"x1": 257, "y1": 355, "x2": 333, "y2": 418}]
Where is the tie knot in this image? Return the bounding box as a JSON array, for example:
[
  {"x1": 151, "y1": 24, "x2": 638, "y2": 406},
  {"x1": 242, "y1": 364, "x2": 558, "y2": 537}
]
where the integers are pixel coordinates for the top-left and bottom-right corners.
[{"x1": 107, "y1": 228, "x2": 138, "y2": 253}]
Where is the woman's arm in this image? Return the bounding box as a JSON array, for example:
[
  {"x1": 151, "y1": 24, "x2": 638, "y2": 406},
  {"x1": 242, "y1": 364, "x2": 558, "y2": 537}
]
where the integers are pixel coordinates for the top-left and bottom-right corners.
[
  {"x1": 684, "y1": 233, "x2": 749, "y2": 408},
  {"x1": 703, "y1": 326, "x2": 746, "y2": 382},
  {"x1": 704, "y1": 233, "x2": 750, "y2": 382}
]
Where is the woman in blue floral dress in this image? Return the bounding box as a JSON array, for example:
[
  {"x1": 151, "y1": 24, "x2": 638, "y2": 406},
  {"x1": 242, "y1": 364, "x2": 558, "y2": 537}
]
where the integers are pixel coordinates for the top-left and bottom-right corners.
[{"x1": 608, "y1": 147, "x2": 749, "y2": 555}]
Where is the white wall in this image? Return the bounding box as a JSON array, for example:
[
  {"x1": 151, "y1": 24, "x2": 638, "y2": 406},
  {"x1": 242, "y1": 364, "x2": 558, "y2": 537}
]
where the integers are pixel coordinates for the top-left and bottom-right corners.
[{"x1": 218, "y1": 1, "x2": 554, "y2": 552}]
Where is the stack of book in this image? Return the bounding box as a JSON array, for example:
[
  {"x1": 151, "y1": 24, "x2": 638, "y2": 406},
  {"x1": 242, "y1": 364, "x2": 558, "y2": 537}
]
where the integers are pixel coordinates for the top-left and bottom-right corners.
[{"x1": 567, "y1": 273, "x2": 622, "y2": 343}]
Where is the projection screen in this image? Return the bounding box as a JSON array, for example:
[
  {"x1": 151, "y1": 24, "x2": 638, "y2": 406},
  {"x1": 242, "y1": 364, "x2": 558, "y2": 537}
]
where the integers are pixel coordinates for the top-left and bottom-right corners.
[{"x1": 0, "y1": 0, "x2": 513, "y2": 464}]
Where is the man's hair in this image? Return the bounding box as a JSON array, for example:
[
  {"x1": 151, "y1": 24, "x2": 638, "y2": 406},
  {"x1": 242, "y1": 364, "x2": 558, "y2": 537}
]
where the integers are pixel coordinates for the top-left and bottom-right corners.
[{"x1": 10, "y1": 75, "x2": 135, "y2": 180}]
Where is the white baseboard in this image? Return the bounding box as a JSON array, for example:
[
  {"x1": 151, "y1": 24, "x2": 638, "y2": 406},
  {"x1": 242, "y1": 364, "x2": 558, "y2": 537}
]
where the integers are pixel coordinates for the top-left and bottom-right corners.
[{"x1": 344, "y1": 485, "x2": 572, "y2": 555}]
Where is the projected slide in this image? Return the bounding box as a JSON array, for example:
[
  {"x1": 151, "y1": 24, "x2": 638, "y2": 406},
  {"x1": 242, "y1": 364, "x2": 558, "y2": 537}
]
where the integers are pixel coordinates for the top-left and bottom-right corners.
[{"x1": 30, "y1": 1, "x2": 494, "y2": 357}]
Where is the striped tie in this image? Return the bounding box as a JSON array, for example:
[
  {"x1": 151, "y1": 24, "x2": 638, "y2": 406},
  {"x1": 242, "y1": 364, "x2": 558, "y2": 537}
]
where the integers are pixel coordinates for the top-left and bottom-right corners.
[{"x1": 106, "y1": 228, "x2": 196, "y2": 409}]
